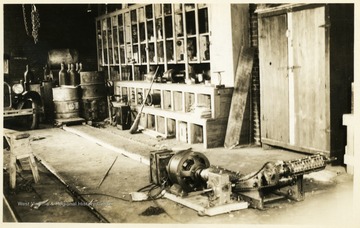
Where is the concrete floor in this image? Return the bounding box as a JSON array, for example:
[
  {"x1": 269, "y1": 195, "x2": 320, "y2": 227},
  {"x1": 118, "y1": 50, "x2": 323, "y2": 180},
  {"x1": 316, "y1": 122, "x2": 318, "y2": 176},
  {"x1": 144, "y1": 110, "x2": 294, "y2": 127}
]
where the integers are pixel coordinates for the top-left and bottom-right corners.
[{"x1": 2, "y1": 123, "x2": 357, "y2": 226}]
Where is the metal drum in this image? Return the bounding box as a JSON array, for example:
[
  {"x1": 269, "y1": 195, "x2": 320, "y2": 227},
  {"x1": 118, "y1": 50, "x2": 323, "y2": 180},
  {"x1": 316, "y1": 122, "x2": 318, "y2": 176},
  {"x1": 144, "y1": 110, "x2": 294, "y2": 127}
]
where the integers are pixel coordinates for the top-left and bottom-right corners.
[
  {"x1": 42, "y1": 81, "x2": 55, "y2": 122},
  {"x1": 81, "y1": 97, "x2": 108, "y2": 122},
  {"x1": 80, "y1": 71, "x2": 107, "y2": 121},
  {"x1": 80, "y1": 71, "x2": 106, "y2": 99},
  {"x1": 53, "y1": 86, "x2": 80, "y2": 119}
]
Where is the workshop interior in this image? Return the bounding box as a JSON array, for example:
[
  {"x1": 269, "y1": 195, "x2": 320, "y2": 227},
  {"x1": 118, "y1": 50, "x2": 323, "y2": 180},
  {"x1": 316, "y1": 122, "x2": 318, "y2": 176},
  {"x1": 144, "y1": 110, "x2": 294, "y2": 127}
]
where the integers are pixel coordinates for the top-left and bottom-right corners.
[{"x1": 2, "y1": 2, "x2": 358, "y2": 225}]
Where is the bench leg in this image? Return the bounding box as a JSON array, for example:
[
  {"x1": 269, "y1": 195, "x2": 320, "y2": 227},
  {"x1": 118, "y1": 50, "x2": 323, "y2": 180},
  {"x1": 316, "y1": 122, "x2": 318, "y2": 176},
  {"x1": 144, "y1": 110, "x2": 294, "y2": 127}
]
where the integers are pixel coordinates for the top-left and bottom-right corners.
[
  {"x1": 9, "y1": 154, "x2": 17, "y2": 189},
  {"x1": 28, "y1": 155, "x2": 40, "y2": 183}
]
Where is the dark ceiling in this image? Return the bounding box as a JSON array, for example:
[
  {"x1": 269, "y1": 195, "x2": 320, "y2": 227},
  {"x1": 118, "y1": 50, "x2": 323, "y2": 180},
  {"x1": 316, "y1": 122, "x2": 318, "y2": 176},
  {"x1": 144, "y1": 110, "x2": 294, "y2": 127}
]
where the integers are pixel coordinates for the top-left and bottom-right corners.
[{"x1": 3, "y1": 4, "x2": 122, "y2": 75}]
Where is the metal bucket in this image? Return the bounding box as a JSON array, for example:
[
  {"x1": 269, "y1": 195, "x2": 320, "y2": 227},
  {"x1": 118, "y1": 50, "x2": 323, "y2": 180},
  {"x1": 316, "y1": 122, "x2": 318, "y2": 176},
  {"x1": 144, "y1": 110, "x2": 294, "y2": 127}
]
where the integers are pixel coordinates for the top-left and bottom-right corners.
[
  {"x1": 53, "y1": 86, "x2": 80, "y2": 119},
  {"x1": 146, "y1": 93, "x2": 161, "y2": 106},
  {"x1": 80, "y1": 71, "x2": 106, "y2": 99},
  {"x1": 80, "y1": 98, "x2": 108, "y2": 121}
]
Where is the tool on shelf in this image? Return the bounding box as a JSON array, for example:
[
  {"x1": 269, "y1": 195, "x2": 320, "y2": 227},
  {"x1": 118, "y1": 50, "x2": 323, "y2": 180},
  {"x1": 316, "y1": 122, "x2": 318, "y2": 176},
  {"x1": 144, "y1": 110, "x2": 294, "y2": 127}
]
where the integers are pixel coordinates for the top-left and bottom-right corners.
[{"x1": 129, "y1": 66, "x2": 159, "y2": 134}]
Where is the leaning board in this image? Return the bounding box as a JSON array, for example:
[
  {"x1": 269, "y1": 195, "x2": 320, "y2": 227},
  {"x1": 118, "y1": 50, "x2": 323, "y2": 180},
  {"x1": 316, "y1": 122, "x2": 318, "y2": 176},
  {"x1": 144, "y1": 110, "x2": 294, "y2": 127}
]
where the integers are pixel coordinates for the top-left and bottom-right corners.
[{"x1": 224, "y1": 47, "x2": 255, "y2": 148}]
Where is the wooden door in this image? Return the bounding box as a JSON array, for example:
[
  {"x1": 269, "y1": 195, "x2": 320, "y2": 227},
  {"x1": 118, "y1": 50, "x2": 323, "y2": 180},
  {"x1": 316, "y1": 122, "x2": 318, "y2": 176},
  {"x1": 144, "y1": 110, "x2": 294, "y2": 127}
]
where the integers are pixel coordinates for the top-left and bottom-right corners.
[
  {"x1": 291, "y1": 6, "x2": 330, "y2": 152},
  {"x1": 259, "y1": 14, "x2": 289, "y2": 143}
]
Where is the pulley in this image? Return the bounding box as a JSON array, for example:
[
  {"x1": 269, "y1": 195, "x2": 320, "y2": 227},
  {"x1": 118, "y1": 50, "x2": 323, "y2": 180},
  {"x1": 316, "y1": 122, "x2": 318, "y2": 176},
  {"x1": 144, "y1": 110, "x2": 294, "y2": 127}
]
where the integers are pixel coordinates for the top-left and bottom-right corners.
[{"x1": 166, "y1": 150, "x2": 210, "y2": 192}]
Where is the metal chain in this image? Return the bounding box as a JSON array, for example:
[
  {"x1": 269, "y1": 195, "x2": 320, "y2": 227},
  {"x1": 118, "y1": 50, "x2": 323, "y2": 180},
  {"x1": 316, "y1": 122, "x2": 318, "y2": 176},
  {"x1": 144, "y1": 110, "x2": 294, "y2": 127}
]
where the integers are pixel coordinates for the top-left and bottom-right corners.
[
  {"x1": 22, "y1": 4, "x2": 30, "y2": 36},
  {"x1": 31, "y1": 4, "x2": 40, "y2": 44}
]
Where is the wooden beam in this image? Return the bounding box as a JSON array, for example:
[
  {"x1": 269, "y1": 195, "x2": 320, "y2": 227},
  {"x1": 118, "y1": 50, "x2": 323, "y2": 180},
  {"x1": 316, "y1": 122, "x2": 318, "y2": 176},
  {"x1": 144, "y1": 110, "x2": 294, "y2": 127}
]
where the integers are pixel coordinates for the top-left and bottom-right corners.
[{"x1": 224, "y1": 47, "x2": 255, "y2": 149}]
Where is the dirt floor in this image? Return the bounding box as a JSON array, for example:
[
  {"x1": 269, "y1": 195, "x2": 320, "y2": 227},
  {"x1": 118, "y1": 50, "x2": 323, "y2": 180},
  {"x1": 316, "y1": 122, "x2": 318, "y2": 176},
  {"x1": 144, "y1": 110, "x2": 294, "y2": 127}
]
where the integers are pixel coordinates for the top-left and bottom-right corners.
[{"x1": 2, "y1": 123, "x2": 357, "y2": 226}]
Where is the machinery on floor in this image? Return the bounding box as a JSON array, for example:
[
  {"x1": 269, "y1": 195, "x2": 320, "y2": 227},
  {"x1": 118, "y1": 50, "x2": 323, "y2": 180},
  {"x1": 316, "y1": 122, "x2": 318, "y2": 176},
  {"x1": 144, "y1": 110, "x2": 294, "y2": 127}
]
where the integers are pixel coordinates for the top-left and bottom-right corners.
[
  {"x1": 150, "y1": 149, "x2": 334, "y2": 215},
  {"x1": 3, "y1": 81, "x2": 43, "y2": 130}
]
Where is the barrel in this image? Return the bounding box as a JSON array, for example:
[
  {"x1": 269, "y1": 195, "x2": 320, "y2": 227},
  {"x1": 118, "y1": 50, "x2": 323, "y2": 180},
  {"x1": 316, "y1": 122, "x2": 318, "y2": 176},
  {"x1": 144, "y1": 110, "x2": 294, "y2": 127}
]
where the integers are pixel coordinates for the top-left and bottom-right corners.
[
  {"x1": 53, "y1": 86, "x2": 80, "y2": 119},
  {"x1": 80, "y1": 71, "x2": 107, "y2": 121},
  {"x1": 80, "y1": 71, "x2": 106, "y2": 99},
  {"x1": 42, "y1": 81, "x2": 55, "y2": 122}
]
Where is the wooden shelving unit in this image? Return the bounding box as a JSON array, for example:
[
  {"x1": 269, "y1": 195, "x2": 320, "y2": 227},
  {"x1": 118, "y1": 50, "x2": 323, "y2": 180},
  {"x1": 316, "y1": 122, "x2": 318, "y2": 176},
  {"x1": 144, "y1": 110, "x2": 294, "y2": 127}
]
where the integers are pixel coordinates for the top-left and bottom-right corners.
[
  {"x1": 96, "y1": 3, "x2": 211, "y2": 82},
  {"x1": 113, "y1": 81, "x2": 233, "y2": 148},
  {"x1": 97, "y1": 4, "x2": 250, "y2": 148}
]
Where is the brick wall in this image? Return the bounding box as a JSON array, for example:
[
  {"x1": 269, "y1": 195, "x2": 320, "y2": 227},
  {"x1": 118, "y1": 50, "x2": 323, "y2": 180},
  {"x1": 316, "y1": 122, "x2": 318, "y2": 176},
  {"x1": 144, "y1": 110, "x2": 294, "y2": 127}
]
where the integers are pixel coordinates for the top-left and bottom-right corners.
[{"x1": 249, "y1": 4, "x2": 261, "y2": 145}]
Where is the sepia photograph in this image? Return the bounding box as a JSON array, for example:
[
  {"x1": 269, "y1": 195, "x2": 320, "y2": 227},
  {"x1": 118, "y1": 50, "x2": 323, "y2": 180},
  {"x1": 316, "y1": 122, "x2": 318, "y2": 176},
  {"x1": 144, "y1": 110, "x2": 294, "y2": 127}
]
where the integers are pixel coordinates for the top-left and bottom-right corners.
[{"x1": 1, "y1": 0, "x2": 359, "y2": 227}]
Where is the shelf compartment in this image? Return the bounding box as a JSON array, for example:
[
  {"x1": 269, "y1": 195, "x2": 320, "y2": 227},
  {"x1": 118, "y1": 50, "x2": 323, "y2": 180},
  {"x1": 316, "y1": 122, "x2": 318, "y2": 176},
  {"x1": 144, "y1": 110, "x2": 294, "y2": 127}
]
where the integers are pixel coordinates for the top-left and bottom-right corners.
[
  {"x1": 164, "y1": 4, "x2": 172, "y2": 15},
  {"x1": 156, "y1": 116, "x2": 165, "y2": 134},
  {"x1": 185, "y1": 11, "x2": 196, "y2": 35},
  {"x1": 147, "y1": 114, "x2": 156, "y2": 130},
  {"x1": 178, "y1": 121, "x2": 188, "y2": 143},
  {"x1": 147, "y1": 20, "x2": 155, "y2": 41},
  {"x1": 175, "y1": 39, "x2": 185, "y2": 62},
  {"x1": 197, "y1": 93, "x2": 211, "y2": 110},
  {"x1": 156, "y1": 18, "x2": 163, "y2": 39},
  {"x1": 173, "y1": 91, "x2": 183, "y2": 111},
  {"x1": 154, "y1": 4, "x2": 162, "y2": 18},
  {"x1": 174, "y1": 13, "x2": 184, "y2": 37},
  {"x1": 163, "y1": 90, "x2": 172, "y2": 110},
  {"x1": 189, "y1": 123, "x2": 203, "y2": 144},
  {"x1": 199, "y1": 35, "x2": 210, "y2": 61},
  {"x1": 139, "y1": 22, "x2": 146, "y2": 42},
  {"x1": 184, "y1": 92, "x2": 195, "y2": 113},
  {"x1": 157, "y1": 41, "x2": 165, "y2": 63},
  {"x1": 198, "y1": 7, "x2": 209, "y2": 34},
  {"x1": 187, "y1": 37, "x2": 197, "y2": 62},
  {"x1": 166, "y1": 40, "x2": 175, "y2": 62},
  {"x1": 166, "y1": 118, "x2": 176, "y2": 137},
  {"x1": 148, "y1": 43, "x2": 155, "y2": 63},
  {"x1": 165, "y1": 16, "x2": 173, "y2": 38},
  {"x1": 146, "y1": 5, "x2": 153, "y2": 19}
]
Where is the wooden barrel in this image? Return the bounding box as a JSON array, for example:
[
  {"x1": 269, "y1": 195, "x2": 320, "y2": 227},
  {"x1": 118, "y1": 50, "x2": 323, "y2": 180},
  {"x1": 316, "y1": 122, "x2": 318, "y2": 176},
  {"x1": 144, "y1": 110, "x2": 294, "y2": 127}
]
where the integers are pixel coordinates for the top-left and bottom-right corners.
[
  {"x1": 53, "y1": 86, "x2": 80, "y2": 119},
  {"x1": 79, "y1": 71, "x2": 107, "y2": 121}
]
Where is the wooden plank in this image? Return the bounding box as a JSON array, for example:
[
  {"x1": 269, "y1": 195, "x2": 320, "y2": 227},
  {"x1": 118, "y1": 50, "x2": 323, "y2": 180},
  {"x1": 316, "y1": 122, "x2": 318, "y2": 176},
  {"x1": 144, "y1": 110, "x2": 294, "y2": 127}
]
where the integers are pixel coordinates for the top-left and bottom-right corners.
[
  {"x1": 261, "y1": 138, "x2": 330, "y2": 155},
  {"x1": 163, "y1": 191, "x2": 248, "y2": 216},
  {"x1": 62, "y1": 126, "x2": 150, "y2": 165},
  {"x1": 54, "y1": 117, "x2": 85, "y2": 126},
  {"x1": 224, "y1": 47, "x2": 255, "y2": 148},
  {"x1": 207, "y1": 118, "x2": 228, "y2": 148}
]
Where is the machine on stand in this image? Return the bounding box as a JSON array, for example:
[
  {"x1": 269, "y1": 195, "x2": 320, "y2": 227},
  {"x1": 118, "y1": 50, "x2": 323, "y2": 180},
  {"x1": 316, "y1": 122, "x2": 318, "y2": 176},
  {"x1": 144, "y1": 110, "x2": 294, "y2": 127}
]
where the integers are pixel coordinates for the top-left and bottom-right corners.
[{"x1": 149, "y1": 149, "x2": 335, "y2": 216}]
